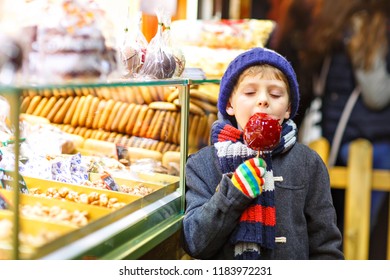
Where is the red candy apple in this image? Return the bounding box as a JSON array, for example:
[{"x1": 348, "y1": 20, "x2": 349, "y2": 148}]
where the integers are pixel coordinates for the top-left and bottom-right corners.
[{"x1": 244, "y1": 113, "x2": 282, "y2": 152}]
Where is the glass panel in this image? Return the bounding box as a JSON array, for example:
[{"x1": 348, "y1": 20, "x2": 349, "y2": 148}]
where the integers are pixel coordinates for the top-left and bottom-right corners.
[{"x1": 0, "y1": 78, "x2": 221, "y2": 259}]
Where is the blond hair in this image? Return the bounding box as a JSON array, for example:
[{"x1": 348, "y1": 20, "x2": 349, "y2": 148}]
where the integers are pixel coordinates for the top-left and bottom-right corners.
[{"x1": 233, "y1": 64, "x2": 291, "y2": 100}]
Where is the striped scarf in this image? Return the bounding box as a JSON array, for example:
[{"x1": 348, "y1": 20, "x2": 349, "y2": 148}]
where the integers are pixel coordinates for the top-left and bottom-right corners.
[{"x1": 211, "y1": 116, "x2": 297, "y2": 259}]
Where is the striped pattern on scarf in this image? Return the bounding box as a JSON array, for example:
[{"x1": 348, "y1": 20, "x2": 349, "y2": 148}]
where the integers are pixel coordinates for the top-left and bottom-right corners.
[{"x1": 211, "y1": 117, "x2": 297, "y2": 259}]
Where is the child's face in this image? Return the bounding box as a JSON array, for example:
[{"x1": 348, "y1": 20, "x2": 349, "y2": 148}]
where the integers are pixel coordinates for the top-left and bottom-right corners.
[{"x1": 226, "y1": 73, "x2": 291, "y2": 130}]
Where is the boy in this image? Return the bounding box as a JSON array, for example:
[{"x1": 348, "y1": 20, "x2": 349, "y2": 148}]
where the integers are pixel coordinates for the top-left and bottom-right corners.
[{"x1": 183, "y1": 47, "x2": 344, "y2": 260}]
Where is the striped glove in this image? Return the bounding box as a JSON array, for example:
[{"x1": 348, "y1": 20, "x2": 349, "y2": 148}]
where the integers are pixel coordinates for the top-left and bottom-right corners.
[{"x1": 231, "y1": 158, "x2": 267, "y2": 199}]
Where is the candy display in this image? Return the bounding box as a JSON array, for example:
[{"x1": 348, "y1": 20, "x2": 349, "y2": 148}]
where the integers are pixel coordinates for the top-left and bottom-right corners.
[
  {"x1": 29, "y1": 187, "x2": 126, "y2": 210},
  {"x1": 172, "y1": 19, "x2": 275, "y2": 50},
  {"x1": 0, "y1": 219, "x2": 61, "y2": 249},
  {"x1": 139, "y1": 10, "x2": 176, "y2": 79},
  {"x1": 120, "y1": 12, "x2": 147, "y2": 78},
  {"x1": 0, "y1": 1, "x2": 231, "y2": 260},
  {"x1": 162, "y1": 13, "x2": 185, "y2": 78},
  {"x1": 244, "y1": 113, "x2": 282, "y2": 152},
  {"x1": 171, "y1": 19, "x2": 275, "y2": 78},
  {"x1": 84, "y1": 178, "x2": 153, "y2": 196},
  {"x1": 20, "y1": 203, "x2": 89, "y2": 227}
]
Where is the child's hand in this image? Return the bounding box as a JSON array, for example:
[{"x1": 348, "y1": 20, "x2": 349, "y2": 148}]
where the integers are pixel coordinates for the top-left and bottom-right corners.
[{"x1": 231, "y1": 158, "x2": 267, "y2": 198}]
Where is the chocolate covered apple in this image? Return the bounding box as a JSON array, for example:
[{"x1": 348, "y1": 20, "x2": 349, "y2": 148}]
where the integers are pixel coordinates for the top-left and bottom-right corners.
[{"x1": 244, "y1": 113, "x2": 282, "y2": 152}]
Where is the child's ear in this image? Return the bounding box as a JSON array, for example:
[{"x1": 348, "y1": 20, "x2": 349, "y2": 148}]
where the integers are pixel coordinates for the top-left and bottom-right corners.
[{"x1": 226, "y1": 101, "x2": 235, "y2": 116}]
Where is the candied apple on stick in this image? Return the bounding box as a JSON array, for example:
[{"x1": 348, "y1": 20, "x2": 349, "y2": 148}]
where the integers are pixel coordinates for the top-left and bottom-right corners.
[{"x1": 244, "y1": 113, "x2": 282, "y2": 156}]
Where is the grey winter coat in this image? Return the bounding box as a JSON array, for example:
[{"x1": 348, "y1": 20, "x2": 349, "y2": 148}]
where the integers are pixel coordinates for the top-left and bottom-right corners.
[{"x1": 183, "y1": 142, "x2": 344, "y2": 260}]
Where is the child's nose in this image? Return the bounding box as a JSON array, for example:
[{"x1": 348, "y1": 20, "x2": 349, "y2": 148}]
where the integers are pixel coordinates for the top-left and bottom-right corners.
[{"x1": 257, "y1": 92, "x2": 269, "y2": 107}]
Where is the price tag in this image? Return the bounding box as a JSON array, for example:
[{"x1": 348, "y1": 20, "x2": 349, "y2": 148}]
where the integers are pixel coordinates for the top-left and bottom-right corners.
[
  {"x1": 101, "y1": 172, "x2": 119, "y2": 192},
  {"x1": 0, "y1": 168, "x2": 29, "y2": 194},
  {"x1": 116, "y1": 144, "x2": 130, "y2": 166},
  {"x1": 0, "y1": 192, "x2": 10, "y2": 210}
]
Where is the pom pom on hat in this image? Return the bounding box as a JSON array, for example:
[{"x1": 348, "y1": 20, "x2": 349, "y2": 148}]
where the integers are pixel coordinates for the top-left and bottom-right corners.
[{"x1": 217, "y1": 47, "x2": 300, "y2": 120}]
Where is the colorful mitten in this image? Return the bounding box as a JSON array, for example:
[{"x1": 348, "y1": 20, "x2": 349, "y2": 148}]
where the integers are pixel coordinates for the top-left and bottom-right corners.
[{"x1": 231, "y1": 157, "x2": 267, "y2": 198}]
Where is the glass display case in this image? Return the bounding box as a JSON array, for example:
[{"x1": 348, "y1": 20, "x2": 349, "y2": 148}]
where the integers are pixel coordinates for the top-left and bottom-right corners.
[{"x1": 0, "y1": 78, "x2": 219, "y2": 260}]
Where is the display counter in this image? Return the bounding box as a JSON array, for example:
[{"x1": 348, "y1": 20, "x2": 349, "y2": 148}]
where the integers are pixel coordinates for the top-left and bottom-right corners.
[{"x1": 0, "y1": 78, "x2": 219, "y2": 259}]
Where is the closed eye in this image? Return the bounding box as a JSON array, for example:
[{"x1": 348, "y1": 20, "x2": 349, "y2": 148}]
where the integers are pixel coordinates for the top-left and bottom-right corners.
[{"x1": 269, "y1": 88, "x2": 285, "y2": 97}]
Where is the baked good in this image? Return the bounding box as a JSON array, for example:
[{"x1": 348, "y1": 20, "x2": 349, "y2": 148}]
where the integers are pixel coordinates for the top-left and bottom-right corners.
[
  {"x1": 196, "y1": 115, "x2": 208, "y2": 147},
  {"x1": 155, "y1": 86, "x2": 165, "y2": 101},
  {"x1": 148, "y1": 87, "x2": 160, "y2": 101},
  {"x1": 190, "y1": 98, "x2": 218, "y2": 114},
  {"x1": 79, "y1": 95, "x2": 93, "y2": 127},
  {"x1": 139, "y1": 108, "x2": 155, "y2": 138},
  {"x1": 159, "y1": 111, "x2": 171, "y2": 142},
  {"x1": 105, "y1": 101, "x2": 122, "y2": 131},
  {"x1": 32, "y1": 97, "x2": 48, "y2": 116},
  {"x1": 111, "y1": 102, "x2": 128, "y2": 132},
  {"x1": 92, "y1": 99, "x2": 106, "y2": 129},
  {"x1": 20, "y1": 96, "x2": 31, "y2": 114},
  {"x1": 118, "y1": 103, "x2": 134, "y2": 133},
  {"x1": 132, "y1": 105, "x2": 149, "y2": 137},
  {"x1": 167, "y1": 112, "x2": 177, "y2": 143},
  {"x1": 84, "y1": 129, "x2": 92, "y2": 139},
  {"x1": 83, "y1": 139, "x2": 118, "y2": 159},
  {"x1": 123, "y1": 87, "x2": 136, "y2": 104},
  {"x1": 149, "y1": 101, "x2": 177, "y2": 111},
  {"x1": 97, "y1": 99, "x2": 114, "y2": 129},
  {"x1": 188, "y1": 115, "x2": 199, "y2": 149},
  {"x1": 71, "y1": 96, "x2": 86, "y2": 127},
  {"x1": 26, "y1": 96, "x2": 42, "y2": 115},
  {"x1": 132, "y1": 87, "x2": 146, "y2": 105},
  {"x1": 172, "y1": 98, "x2": 205, "y2": 115},
  {"x1": 151, "y1": 110, "x2": 166, "y2": 140},
  {"x1": 127, "y1": 147, "x2": 162, "y2": 163},
  {"x1": 125, "y1": 104, "x2": 141, "y2": 134},
  {"x1": 20, "y1": 113, "x2": 50, "y2": 125},
  {"x1": 34, "y1": 1, "x2": 116, "y2": 82},
  {"x1": 53, "y1": 96, "x2": 74, "y2": 123},
  {"x1": 47, "y1": 97, "x2": 65, "y2": 122},
  {"x1": 85, "y1": 97, "x2": 99, "y2": 128},
  {"x1": 155, "y1": 141, "x2": 165, "y2": 153},
  {"x1": 146, "y1": 110, "x2": 161, "y2": 138},
  {"x1": 139, "y1": 87, "x2": 153, "y2": 104},
  {"x1": 173, "y1": 112, "x2": 181, "y2": 144}
]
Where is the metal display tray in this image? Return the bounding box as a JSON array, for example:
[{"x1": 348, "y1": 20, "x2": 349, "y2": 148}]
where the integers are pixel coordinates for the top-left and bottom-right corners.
[{"x1": 1, "y1": 172, "x2": 179, "y2": 259}]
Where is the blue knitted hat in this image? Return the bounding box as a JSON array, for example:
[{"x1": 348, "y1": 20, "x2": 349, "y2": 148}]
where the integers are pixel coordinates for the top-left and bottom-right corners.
[{"x1": 218, "y1": 47, "x2": 300, "y2": 120}]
